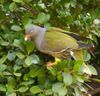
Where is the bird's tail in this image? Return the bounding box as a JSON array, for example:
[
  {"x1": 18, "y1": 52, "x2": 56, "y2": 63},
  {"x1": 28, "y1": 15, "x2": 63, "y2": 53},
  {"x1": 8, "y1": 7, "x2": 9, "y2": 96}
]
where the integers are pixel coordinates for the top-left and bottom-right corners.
[
  {"x1": 78, "y1": 42, "x2": 95, "y2": 51},
  {"x1": 78, "y1": 42, "x2": 95, "y2": 56},
  {"x1": 78, "y1": 42, "x2": 93, "y2": 49}
]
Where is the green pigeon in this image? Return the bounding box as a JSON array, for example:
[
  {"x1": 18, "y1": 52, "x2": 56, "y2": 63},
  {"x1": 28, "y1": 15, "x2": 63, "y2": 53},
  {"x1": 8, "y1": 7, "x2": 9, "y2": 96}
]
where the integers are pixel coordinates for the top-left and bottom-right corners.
[{"x1": 25, "y1": 24, "x2": 92, "y2": 66}]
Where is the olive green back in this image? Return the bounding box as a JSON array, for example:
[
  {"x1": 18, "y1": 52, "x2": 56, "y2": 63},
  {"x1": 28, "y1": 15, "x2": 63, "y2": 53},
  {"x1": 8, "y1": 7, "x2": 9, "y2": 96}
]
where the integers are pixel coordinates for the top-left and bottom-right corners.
[{"x1": 44, "y1": 29, "x2": 79, "y2": 52}]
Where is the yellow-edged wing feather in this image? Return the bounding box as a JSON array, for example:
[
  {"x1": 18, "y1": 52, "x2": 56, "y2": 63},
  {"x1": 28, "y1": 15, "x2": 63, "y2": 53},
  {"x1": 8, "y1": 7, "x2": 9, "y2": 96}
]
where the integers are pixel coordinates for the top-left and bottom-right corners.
[{"x1": 44, "y1": 28, "x2": 79, "y2": 52}]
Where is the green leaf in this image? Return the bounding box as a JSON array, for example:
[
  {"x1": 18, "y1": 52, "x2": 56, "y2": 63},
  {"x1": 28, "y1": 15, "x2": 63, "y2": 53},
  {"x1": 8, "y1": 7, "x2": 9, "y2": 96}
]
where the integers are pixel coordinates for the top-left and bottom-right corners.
[
  {"x1": 38, "y1": 73, "x2": 46, "y2": 85},
  {"x1": 34, "y1": 13, "x2": 50, "y2": 24},
  {"x1": 13, "y1": 39, "x2": 20, "y2": 47},
  {"x1": 57, "y1": 72, "x2": 63, "y2": 81},
  {"x1": 88, "y1": 65, "x2": 97, "y2": 75},
  {"x1": 0, "y1": 11, "x2": 5, "y2": 20},
  {"x1": 52, "y1": 82, "x2": 67, "y2": 96},
  {"x1": 23, "y1": 74, "x2": 29, "y2": 81},
  {"x1": 25, "y1": 55, "x2": 40, "y2": 66},
  {"x1": 16, "y1": 52, "x2": 25, "y2": 59},
  {"x1": 73, "y1": 60, "x2": 83, "y2": 72},
  {"x1": 30, "y1": 86, "x2": 42, "y2": 94},
  {"x1": 14, "y1": 65, "x2": 22, "y2": 72},
  {"x1": 24, "y1": 0, "x2": 33, "y2": 2},
  {"x1": 17, "y1": 86, "x2": 29, "y2": 93},
  {"x1": 0, "y1": 55, "x2": 7, "y2": 64},
  {"x1": 6, "y1": 77, "x2": 15, "y2": 92},
  {"x1": 7, "y1": 52, "x2": 16, "y2": 61},
  {"x1": 13, "y1": 0, "x2": 23, "y2": 3},
  {"x1": 0, "y1": 64, "x2": 7, "y2": 72},
  {"x1": 58, "y1": 86, "x2": 67, "y2": 96},
  {"x1": 74, "y1": 88, "x2": 81, "y2": 96},
  {"x1": 38, "y1": 94, "x2": 45, "y2": 96},
  {"x1": 84, "y1": 50, "x2": 91, "y2": 61},
  {"x1": 83, "y1": 0, "x2": 90, "y2": 5},
  {"x1": 47, "y1": 67, "x2": 57, "y2": 76},
  {"x1": 13, "y1": 72, "x2": 22, "y2": 77},
  {"x1": 79, "y1": 86, "x2": 87, "y2": 92},
  {"x1": 9, "y1": 2, "x2": 16, "y2": 11},
  {"x1": 45, "y1": 89, "x2": 53, "y2": 95},
  {"x1": 22, "y1": 14, "x2": 30, "y2": 26},
  {"x1": 29, "y1": 67, "x2": 38, "y2": 77},
  {"x1": 62, "y1": 72, "x2": 73, "y2": 86},
  {"x1": 66, "y1": 15, "x2": 73, "y2": 24},
  {"x1": 3, "y1": 71, "x2": 12, "y2": 76},
  {"x1": 13, "y1": 39, "x2": 24, "y2": 51},
  {"x1": 0, "y1": 84, "x2": 6, "y2": 92},
  {"x1": 79, "y1": 64, "x2": 92, "y2": 75},
  {"x1": 11, "y1": 25, "x2": 22, "y2": 31},
  {"x1": 6, "y1": 92, "x2": 16, "y2": 96},
  {"x1": 0, "y1": 41, "x2": 9, "y2": 46},
  {"x1": 19, "y1": 80, "x2": 34, "y2": 86},
  {"x1": 52, "y1": 82, "x2": 63, "y2": 93},
  {"x1": 76, "y1": 76, "x2": 84, "y2": 83},
  {"x1": 26, "y1": 41, "x2": 35, "y2": 54}
]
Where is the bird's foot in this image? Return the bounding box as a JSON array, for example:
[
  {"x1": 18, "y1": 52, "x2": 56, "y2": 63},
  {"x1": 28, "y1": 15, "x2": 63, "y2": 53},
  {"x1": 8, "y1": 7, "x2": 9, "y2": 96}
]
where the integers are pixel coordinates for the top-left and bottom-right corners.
[
  {"x1": 46, "y1": 58, "x2": 61, "y2": 67},
  {"x1": 46, "y1": 61, "x2": 55, "y2": 67}
]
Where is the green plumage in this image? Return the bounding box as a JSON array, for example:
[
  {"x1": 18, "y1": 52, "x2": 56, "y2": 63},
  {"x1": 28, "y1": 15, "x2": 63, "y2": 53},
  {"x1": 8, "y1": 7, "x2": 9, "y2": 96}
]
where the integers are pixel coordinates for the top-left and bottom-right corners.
[
  {"x1": 25, "y1": 24, "x2": 91, "y2": 60},
  {"x1": 44, "y1": 30, "x2": 78, "y2": 52}
]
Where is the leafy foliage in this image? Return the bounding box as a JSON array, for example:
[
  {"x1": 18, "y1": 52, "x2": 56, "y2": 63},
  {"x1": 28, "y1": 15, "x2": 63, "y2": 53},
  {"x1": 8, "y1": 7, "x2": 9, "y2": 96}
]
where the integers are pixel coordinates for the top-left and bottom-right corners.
[{"x1": 0, "y1": 0, "x2": 100, "y2": 96}]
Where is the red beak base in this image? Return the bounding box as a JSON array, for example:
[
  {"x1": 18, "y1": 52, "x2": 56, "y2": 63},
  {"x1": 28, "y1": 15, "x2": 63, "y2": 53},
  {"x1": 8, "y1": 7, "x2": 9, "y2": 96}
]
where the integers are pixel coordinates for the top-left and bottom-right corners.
[{"x1": 24, "y1": 34, "x2": 31, "y2": 41}]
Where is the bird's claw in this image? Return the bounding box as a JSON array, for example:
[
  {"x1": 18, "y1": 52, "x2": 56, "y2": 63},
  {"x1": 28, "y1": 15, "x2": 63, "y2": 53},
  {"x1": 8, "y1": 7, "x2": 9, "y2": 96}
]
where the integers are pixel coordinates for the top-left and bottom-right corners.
[{"x1": 46, "y1": 61, "x2": 55, "y2": 67}]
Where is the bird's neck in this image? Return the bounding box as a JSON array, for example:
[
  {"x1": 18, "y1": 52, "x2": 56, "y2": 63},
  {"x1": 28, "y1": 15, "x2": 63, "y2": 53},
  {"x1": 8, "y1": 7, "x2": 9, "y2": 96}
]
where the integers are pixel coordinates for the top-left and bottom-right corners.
[{"x1": 34, "y1": 27, "x2": 46, "y2": 50}]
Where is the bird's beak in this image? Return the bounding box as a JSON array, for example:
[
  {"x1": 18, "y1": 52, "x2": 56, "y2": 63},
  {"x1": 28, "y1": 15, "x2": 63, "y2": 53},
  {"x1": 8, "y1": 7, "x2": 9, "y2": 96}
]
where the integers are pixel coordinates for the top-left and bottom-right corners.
[{"x1": 24, "y1": 34, "x2": 31, "y2": 41}]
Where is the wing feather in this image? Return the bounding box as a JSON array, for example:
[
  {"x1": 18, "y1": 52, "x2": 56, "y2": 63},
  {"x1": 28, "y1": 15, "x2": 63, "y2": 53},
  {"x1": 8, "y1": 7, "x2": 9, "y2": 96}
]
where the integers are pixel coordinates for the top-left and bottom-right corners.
[{"x1": 43, "y1": 30, "x2": 79, "y2": 52}]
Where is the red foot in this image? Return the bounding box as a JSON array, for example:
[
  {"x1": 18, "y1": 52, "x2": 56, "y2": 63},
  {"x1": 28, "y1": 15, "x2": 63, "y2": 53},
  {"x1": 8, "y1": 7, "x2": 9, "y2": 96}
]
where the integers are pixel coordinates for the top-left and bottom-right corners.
[{"x1": 46, "y1": 62, "x2": 54, "y2": 67}]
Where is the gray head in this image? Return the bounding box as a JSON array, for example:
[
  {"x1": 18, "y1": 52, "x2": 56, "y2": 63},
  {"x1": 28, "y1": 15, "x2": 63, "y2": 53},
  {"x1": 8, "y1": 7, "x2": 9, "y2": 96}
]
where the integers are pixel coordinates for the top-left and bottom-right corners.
[{"x1": 25, "y1": 24, "x2": 42, "y2": 40}]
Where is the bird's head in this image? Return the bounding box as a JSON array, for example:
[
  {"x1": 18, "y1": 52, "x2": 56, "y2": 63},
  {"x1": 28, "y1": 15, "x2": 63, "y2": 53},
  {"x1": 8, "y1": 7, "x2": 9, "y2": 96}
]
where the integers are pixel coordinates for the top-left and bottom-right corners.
[{"x1": 25, "y1": 24, "x2": 40, "y2": 41}]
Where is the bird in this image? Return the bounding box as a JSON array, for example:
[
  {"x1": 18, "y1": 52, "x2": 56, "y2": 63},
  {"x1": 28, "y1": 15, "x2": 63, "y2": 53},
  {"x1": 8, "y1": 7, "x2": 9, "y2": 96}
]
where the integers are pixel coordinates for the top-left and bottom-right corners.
[{"x1": 24, "y1": 24, "x2": 93, "y2": 67}]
